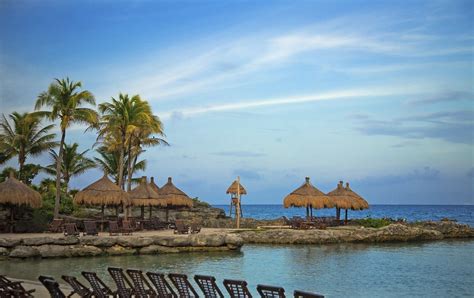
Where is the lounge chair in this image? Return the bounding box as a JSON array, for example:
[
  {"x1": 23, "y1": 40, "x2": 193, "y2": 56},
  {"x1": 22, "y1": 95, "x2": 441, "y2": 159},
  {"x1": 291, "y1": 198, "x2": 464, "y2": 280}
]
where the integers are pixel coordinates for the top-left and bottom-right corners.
[
  {"x1": 223, "y1": 279, "x2": 253, "y2": 298},
  {"x1": 126, "y1": 269, "x2": 156, "y2": 297},
  {"x1": 108, "y1": 267, "x2": 135, "y2": 298},
  {"x1": 109, "y1": 221, "x2": 120, "y2": 236},
  {"x1": 62, "y1": 275, "x2": 93, "y2": 298},
  {"x1": 82, "y1": 271, "x2": 116, "y2": 298},
  {"x1": 173, "y1": 220, "x2": 190, "y2": 234},
  {"x1": 48, "y1": 219, "x2": 64, "y2": 233},
  {"x1": 146, "y1": 272, "x2": 177, "y2": 298},
  {"x1": 257, "y1": 284, "x2": 286, "y2": 298},
  {"x1": 0, "y1": 275, "x2": 35, "y2": 297},
  {"x1": 194, "y1": 275, "x2": 224, "y2": 298},
  {"x1": 293, "y1": 290, "x2": 324, "y2": 298},
  {"x1": 121, "y1": 221, "x2": 133, "y2": 235},
  {"x1": 39, "y1": 276, "x2": 66, "y2": 298},
  {"x1": 190, "y1": 222, "x2": 201, "y2": 234},
  {"x1": 63, "y1": 223, "x2": 80, "y2": 237},
  {"x1": 168, "y1": 273, "x2": 199, "y2": 298},
  {"x1": 83, "y1": 221, "x2": 98, "y2": 236}
]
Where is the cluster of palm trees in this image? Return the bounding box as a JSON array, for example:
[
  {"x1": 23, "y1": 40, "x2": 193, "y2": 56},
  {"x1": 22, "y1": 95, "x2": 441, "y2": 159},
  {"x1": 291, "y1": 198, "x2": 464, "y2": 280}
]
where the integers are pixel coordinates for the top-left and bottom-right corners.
[{"x1": 0, "y1": 77, "x2": 167, "y2": 218}]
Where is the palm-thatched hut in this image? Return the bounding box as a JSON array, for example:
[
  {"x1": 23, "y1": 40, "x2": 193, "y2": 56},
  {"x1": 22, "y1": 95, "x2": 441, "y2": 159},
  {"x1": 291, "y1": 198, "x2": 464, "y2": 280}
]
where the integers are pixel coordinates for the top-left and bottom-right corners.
[
  {"x1": 149, "y1": 176, "x2": 160, "y2": 194},
  {"x1": 74, "y1": 174, "x2": 130, "y2": 226},
  {"x1": 129, "y1": 176, "x2": 166, "y2": 218},
  {"x1": 328, "y1": 181, "x2": 369, "y2": 222},
  {"x1": 0, "y1": 173, "x2": 42, "y2": 232},
  {"x1": 159, "y1": 177, "x2": 193, "y2": 221},
  {"x1": 283, "y1": 177, "x2": 334, "y2": 219},
  {"x1": 226, "y1": 179, "x2": 247, "y2": 218}
]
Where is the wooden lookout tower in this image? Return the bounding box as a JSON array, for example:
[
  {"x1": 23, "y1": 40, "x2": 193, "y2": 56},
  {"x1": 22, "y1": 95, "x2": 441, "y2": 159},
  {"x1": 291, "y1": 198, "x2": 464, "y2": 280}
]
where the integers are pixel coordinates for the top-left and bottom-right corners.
[{"x1": 226, "y1": 177, "x2": 247, "y2": 228}]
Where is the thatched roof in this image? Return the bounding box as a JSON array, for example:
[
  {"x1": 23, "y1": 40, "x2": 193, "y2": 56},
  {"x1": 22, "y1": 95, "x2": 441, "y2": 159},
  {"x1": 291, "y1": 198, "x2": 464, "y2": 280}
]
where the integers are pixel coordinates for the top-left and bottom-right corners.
[
  {"x1": 0, "y1": 173, "x2": 42, "y2": 208},
  {"x1": 226, "y1": 180, "x2": 247, "y2": 195},
  {"x1": 159, "y1": 177, "x2": 193, "y2": 207},
  {"x1": 129, "y1": 176, "x2": 167, "y2": 207},
  {"x1": 74, "y1": 174, "x2": 130, "y2": 206},
  {"x1": 345, "y1": 182, "x2": 369, "y2": 210},
  {"x1": 149, "y1": 176, "x2": 160, "y2": 194},
  {"x1": 283, "y1": 177, "x2": 334, "y2": 209},
  {"x1": 327, "y1": 181, "x2": 369, "y2": 210}
]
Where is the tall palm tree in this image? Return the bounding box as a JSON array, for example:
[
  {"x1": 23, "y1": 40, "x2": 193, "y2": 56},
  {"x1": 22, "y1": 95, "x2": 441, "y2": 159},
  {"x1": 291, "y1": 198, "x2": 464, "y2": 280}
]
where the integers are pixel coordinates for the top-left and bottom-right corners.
[
  {"x1": 35, "y1": 77, "x2": 98, "y2": 218},
  {"x1": 43, "y1": 143, "x2": 96, "y2": 194},
  {"x1": 0, "y1": 112, "x2": 56, "y2": 181},
  {"x1": 94, "y1": 146, "x2": 146, "y2": 184},
  {"x1": 97, "y1": 93, "x2": 155, "y2": 190}
]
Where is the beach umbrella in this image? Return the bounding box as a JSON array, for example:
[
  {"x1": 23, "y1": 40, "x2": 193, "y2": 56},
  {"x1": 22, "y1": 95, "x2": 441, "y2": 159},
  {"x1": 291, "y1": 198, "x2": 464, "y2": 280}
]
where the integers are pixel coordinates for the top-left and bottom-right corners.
[
  {"x1": 129, "y1": 176, "x2": 166, "y2": 219},
  {"x1": 74, "y1": 173, "x2": 130, "y2": 228},
  {"x1": 159, "y1": 177, "x2": 193, "y2": 221},
  {"x1": 0, "y1": 172, "x2": 42, "y2": 232},
  {"x1": 283, "y1": 177, "x2": 334, "y2": 219},
  {"x1": 226, "y1": 179, "x2": 247, "y2": 218}
]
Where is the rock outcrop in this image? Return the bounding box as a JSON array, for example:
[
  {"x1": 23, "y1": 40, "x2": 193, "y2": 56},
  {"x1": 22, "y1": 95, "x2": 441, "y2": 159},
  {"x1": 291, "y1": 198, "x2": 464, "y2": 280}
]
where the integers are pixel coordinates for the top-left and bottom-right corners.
[
  {"x1": 0, "y1": 232, "x2": 243, "y2": 259},
  {"x1": 237, "y1": 221, "x2": 473, "y2": 244}
]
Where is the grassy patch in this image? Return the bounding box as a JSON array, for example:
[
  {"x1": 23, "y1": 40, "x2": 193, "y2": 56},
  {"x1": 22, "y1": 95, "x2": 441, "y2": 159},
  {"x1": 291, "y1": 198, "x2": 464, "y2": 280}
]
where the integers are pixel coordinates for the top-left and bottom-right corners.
[{"x1": 353, "y1": 218, "x2": 392, "y2": 228}]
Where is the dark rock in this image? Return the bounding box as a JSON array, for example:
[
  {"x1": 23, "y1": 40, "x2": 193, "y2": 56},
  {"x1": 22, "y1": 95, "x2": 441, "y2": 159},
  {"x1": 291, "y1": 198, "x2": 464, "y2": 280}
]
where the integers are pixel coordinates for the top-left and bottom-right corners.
[{"x1": 0, "y1": 238, "x2": 21, "y2": 248}]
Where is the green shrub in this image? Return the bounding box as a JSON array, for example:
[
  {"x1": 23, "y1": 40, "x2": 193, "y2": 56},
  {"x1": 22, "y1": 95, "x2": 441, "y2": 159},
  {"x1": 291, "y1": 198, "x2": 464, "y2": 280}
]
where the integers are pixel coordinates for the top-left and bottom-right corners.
[{"x1": 354, "y1": 218, "x2": 391, "y2": 228}]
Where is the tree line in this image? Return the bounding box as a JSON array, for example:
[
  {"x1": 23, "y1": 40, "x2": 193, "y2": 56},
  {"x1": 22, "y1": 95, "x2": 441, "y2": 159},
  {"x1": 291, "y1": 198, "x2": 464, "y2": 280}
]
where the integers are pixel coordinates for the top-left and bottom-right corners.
[{"x1": 0, "y1": 77, "x2": 168, "y2": 218}]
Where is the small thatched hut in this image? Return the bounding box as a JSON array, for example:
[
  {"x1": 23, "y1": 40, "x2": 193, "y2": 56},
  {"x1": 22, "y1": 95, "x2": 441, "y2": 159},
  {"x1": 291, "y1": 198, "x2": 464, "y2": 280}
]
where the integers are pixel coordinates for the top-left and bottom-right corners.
[
  {"x1": 129, "y1": 176, "x2": 166, "y2": 218},
  {"x1": 0, "y1": 173, "x2": 42, "y2": 232},
  {"x1": 283, "y1": 177, "x2": 334, "y2": 218},
  {"x1": 74, "y1": 174, "x2": 130, "y2": 224},
  {"x1": 226, "y1": 179, "x2": 247, "y2": 218},
  {"x1": 159, "y1": 177, "x2": 193, "y2": 221},
  {"x1": 149, "y1": 176, "x2": 160, "y2": 194},
  {"x1": 328, "y1": 181, "x2": 369, "y2": 222}
]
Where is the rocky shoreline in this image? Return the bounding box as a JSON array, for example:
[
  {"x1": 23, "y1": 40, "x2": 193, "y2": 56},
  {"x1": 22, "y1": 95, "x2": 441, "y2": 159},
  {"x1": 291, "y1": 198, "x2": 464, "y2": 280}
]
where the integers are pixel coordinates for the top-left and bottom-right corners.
[
  {"x1": 237, "y1": 221, "x2": 474, "y2": 244},
  {"x1": 0, "y1": 232, "x2": 243, "y2": 259}
]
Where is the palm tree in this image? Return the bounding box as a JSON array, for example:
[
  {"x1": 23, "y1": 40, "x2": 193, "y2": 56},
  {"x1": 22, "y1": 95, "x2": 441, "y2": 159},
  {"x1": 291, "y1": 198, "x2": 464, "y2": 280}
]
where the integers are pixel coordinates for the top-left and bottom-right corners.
[
  {"x1": 0, "y1": 112, "x2": 56, "y2": 181},
  {"x1": 97, "y1": 94, "x2": 156, "y2": 190},
  {"x1": 43, "y1": 143, "x2": 96, "y2": 194},
  {"x1": 35, "y1": 77, "x2": 98, "y2": 218},
  {"x1": 94, "y1": 146, "x2": 146, "y2": 185}
]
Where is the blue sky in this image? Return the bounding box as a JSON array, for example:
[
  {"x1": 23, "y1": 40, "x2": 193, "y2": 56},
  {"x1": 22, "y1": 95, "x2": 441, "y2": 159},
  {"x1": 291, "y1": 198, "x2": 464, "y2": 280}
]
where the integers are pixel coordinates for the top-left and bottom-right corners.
[{"x1": 0, "y1": 0, "x2": 473, "y2": 205}]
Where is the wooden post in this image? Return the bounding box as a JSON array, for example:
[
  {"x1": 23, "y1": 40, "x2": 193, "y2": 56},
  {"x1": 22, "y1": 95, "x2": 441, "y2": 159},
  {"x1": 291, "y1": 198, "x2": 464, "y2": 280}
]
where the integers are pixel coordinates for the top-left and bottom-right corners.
[
  {"x1": 345, "y1": 209, "x2": 348, "y2": 224},
  {"x1": 236, "y1": 176, "x2": 241, "y2": 229},
  {"x1": 101, "y1": 205, "x2": 105, "y2": 232},
  {"x1": 149, "y1": 205, "x2": 152, "y2": 219}
]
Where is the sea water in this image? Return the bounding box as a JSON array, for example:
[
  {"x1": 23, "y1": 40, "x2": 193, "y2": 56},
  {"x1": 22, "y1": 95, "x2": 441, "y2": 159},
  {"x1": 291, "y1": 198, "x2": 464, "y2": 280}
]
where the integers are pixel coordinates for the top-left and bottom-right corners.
[{"x1": 215, "y1": 204, "x2": 474, "y2": 226}]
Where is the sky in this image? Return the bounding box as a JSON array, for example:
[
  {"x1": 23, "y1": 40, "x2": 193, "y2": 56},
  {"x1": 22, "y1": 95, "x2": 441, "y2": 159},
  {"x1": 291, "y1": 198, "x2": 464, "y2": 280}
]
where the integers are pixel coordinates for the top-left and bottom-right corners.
[{"x1": 0, "y1": 0, "x2": 473, "y2": 205}]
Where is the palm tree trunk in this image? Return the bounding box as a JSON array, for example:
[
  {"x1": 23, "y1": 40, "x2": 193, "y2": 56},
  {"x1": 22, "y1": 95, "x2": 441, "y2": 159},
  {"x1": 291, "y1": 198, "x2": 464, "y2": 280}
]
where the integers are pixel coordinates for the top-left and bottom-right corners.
[
  {"x1": 126, "y1": 142, "x2": 133, "y2": 191},
  {"x1": 18, "y1": 148, "x2": 25, "y2": 182},
  {"x1": 54, "y1": 128, "x2": 66, "y2": 218},
  {"x1": 117, "y1": 130, "x2": 126, "y2": 190}
]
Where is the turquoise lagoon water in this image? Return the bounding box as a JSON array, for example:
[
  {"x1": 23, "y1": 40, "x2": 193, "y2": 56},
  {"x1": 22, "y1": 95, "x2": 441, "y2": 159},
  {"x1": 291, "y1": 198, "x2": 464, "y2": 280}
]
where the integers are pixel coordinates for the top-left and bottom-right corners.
[{"x1": 1, "y1": 240, "x2": 473, "y2": 297}]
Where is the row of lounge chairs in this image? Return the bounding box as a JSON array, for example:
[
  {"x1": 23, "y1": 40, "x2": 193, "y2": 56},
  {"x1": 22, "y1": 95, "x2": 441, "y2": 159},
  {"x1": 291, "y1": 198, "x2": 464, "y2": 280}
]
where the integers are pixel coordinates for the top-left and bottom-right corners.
[
  {"x1": 48, "y1": 218, "x2": 202, "y2": 237},
  {"x1": 0, "y1": 275, "x2": 35, "y2": 297},
  {"x1": 35, "y1": 267, "x2": 324, "y2": 298}
]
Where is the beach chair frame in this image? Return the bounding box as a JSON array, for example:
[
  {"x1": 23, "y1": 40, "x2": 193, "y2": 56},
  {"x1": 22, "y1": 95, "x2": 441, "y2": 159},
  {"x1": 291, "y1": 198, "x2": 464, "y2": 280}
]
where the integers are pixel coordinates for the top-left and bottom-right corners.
[
  {"x1": 126, "y1": 269, "x2": 156, "y2": 297},
  {"x1": 223, "y1": 279, "x2": 253, "y2": 298},
  {"x1": 257, "y1": 284, "x2": 286, "y2": 298},
  {"x1": 146, "y1": 272, "x2": 177, "y2": 298},
  {"x1": 293, "y1": 290, "x2": 324, "y2": 298},
  {"x1": 194, "y1": 274, "x2": 224, "y2": 298},
  {"x1": 168, "y1": 273, "x2": 199, "y2": 298},
  {"x1": 108, "y1": 267, "x2": 135, "y2": 298},
  {"x1": 82, "y1": 271, "x2": 116, "y2": 298},
  {"x1": 62, "y1": 275, "x2": 92, "y2": 298}
]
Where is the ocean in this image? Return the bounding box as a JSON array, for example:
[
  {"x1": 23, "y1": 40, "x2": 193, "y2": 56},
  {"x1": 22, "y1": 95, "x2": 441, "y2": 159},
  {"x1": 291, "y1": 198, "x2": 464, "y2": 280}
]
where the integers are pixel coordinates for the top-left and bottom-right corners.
[{"x1": 214, "y1": 204, "x2": 474, "y2": 226}]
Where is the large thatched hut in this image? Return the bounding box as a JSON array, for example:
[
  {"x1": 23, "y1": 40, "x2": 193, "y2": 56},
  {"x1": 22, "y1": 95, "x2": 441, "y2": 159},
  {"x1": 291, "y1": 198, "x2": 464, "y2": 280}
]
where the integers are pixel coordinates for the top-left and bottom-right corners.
[
  {"x1": 159, "y1": 177, "x2": 193, "y2": 221},
  {"x1": 283, "y1": 177, "x2": 334, "y2": 218},
  {"x1": 0, "y1": 173, "x2": 42, "y2": 232},
  {"x1": 226, "y1": 180, "x2": 247, "y2": 195},
  {"x1": 328, "y1": 181, "x2": 369, "y2": 222},
  {"x1": 129, "y1": 176, "x2": 166, "y2": 218},
  {"x1": 74, "y1": 174, "x2": 130, "y2": 224}
]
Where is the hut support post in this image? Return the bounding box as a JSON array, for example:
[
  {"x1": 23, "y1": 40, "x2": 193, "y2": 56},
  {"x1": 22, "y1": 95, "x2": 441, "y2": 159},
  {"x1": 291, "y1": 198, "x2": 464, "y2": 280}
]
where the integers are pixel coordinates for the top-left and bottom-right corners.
[
  {"x1": 336, "y1": 208, "x2": 341, "y2": 220},
  {"x1": 166, "y1": 209, "x2": 169, "y2": 222},
  {"x1": 236, "y1": 176, "x2": 241, "y2": 229},
  {"x1": 306, "y1": 206, "x2": 309, "y2": 221},
  {"x1": 345, "y1": 209, "x2": 348, "y2": 224},
  {"x1": 141, "y1": 206, "x2": 144, "y2": 219},
  {"x1": 10, "y1": 205, "x2": 14, "y2": 233},
  {"x1": 149, "y1": 205, "x2": 152, "y2": 219},
  {"x1": 310, "y1": 206, "x2": 313, "y2": 219},
  {"x1": 101, "y1": 205, "x2": 105, "y2": 232},
  {"x1": 115, "y1": 206, "x2": 119, "y2": 218},
  {"x1": 229, "y1": 199, "x2": 233, "y2": 217}
]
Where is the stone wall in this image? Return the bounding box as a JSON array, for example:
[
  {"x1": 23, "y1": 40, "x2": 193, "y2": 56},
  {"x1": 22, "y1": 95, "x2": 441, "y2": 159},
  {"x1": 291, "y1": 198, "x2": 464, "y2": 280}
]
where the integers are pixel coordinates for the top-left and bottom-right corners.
[
  {"x1": 0, "y1": 232, "x2": 243, "y2": 259},
  {"x1": 237, "y1": 221, "x2": 474, "y2": 244}
]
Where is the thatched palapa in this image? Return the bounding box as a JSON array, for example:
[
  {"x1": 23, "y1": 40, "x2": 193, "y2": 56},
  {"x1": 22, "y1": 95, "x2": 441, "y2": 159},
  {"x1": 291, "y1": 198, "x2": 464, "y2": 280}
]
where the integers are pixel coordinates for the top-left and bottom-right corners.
[
  {"x1": 283, "y1": 177, "x2": 334, "y2": 209},
  {"x1": 149, "y1": 176, "x2": 160, "y2": 194},
  {"x1": 226, "y1": 180, "x2": 247, "y2": 195},
  {"x1": 129, "y1": 176, "x2": 166, "y2": 207},
  {"x1": 345, "y1": 182, "x2": 369, "y2": 210},
  {"x1": 0, "y1": 173, "x2": 42, "y2": 208},
  {"x1": 159, "y1": 177, "x2": 193, "y2": 208},
  {"x1": 327, "y1": 181, "x2": 354, "y2": 210},
  {"x1": 74, "y1": 174, "x2": 130, "y2": 207}
]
